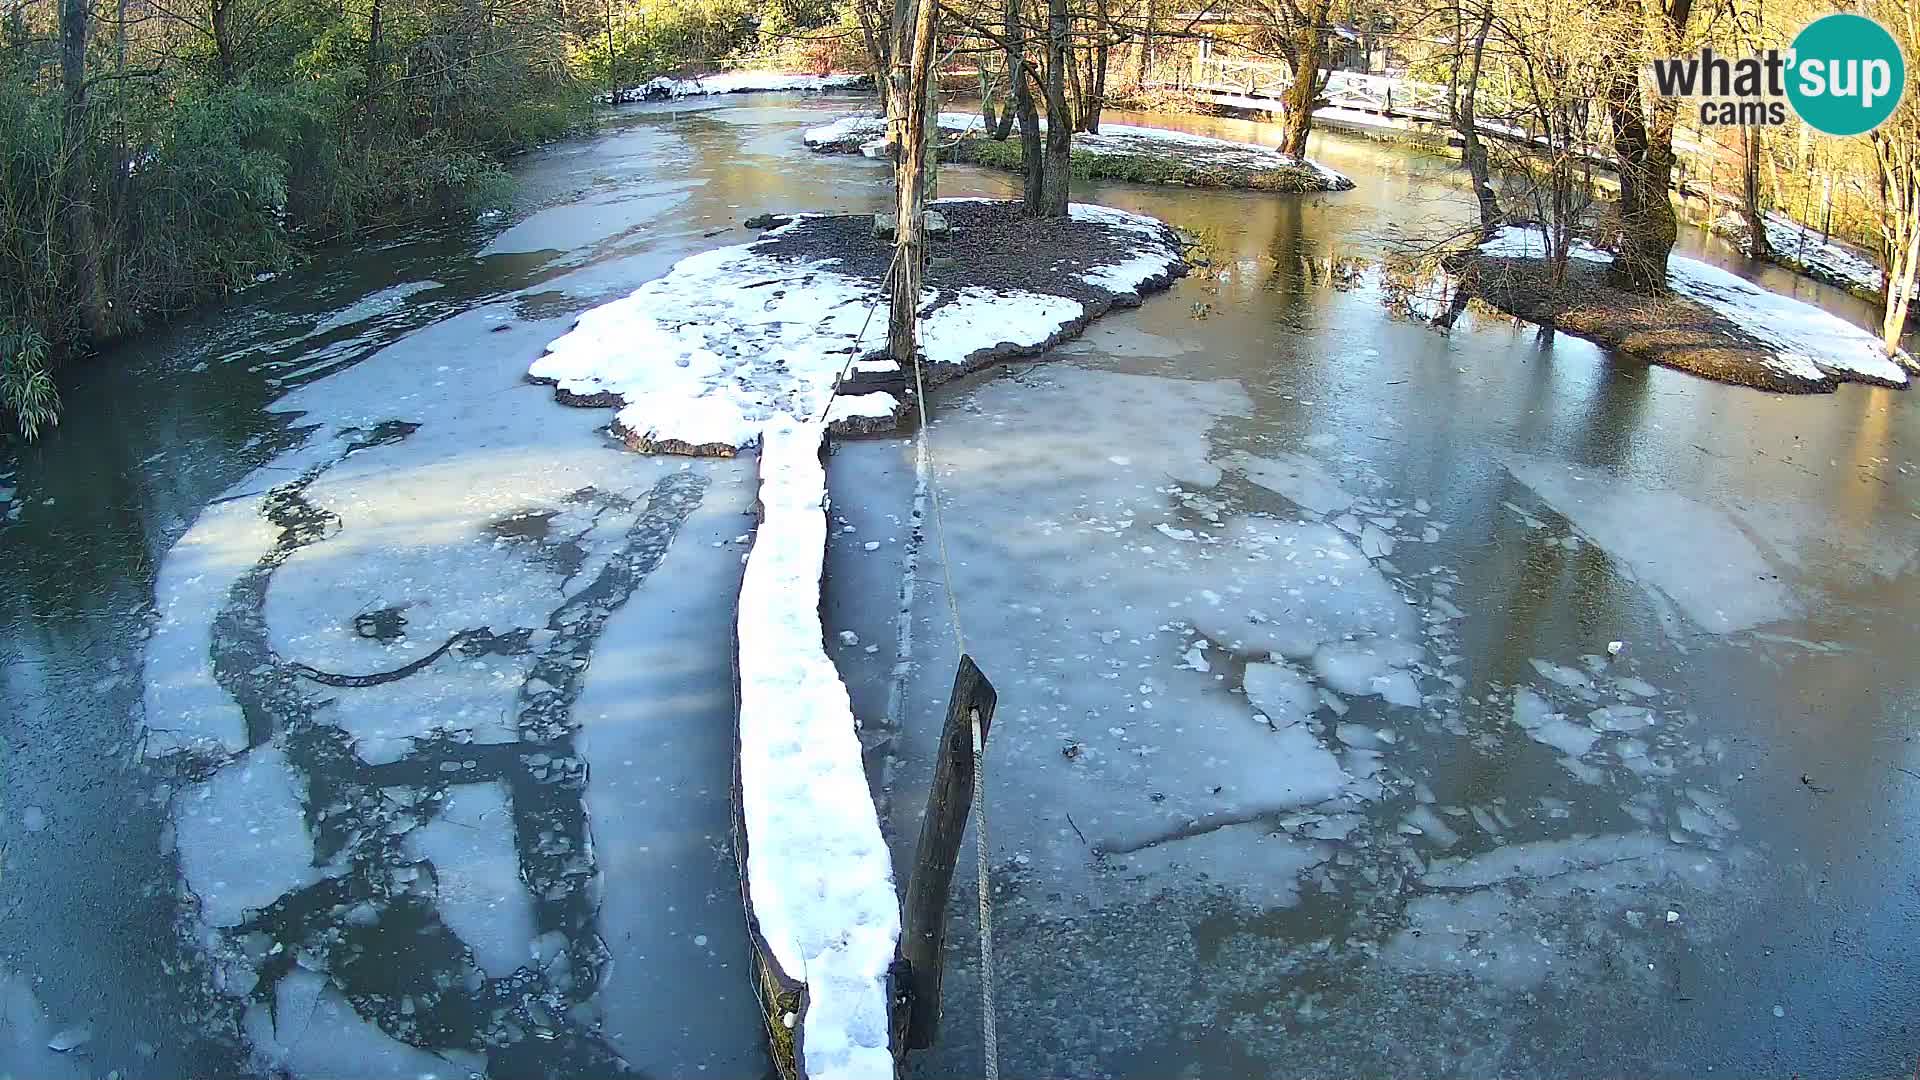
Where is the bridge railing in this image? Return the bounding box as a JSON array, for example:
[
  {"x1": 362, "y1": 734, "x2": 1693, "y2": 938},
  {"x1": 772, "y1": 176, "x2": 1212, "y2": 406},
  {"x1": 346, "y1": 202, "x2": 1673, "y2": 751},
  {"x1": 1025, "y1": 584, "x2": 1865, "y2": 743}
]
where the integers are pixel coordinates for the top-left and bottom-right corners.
[{"x1": 1191, "y1": 55, "x2": 1453, "y2": 120}]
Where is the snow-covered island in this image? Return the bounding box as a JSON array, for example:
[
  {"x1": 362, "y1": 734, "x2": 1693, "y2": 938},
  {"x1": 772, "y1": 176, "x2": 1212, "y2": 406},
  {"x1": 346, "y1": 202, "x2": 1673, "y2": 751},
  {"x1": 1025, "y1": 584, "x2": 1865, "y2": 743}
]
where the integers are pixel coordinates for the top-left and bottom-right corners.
[
  {"x1": 1442, "y1": 226, "x2": 1915, "y2": 393},
  {"x1": 529, "y1": 198, "x2": 1189, "y2": 453},
  {"x1": 804, "y1": 112, "x2": 1355, "y2": 194}
]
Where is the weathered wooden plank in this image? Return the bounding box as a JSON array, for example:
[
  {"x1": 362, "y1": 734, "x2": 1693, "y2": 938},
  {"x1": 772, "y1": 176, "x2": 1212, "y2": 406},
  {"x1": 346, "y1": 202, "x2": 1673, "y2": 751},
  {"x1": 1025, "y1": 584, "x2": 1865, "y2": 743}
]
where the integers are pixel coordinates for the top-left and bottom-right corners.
[{"x1": 898, "y1": 654, "x2": 998, "y2": 1051}]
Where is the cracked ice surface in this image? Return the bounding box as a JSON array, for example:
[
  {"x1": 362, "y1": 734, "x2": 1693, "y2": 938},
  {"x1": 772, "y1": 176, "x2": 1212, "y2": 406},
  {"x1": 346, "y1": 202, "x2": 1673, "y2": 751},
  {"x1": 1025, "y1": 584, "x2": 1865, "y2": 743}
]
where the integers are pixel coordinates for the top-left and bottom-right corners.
[
  {"x1": 892, "y1": 366, "x2": 1431, "y2": 902},
  {"x1": 142, "y1": 302, "x2": 754, "y2": 1076}
]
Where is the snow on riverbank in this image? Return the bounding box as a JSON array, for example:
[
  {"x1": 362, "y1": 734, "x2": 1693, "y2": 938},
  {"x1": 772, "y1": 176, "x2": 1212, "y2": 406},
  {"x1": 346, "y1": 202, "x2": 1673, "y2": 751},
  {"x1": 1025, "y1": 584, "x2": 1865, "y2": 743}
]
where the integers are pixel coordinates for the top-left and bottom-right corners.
[
  {"x1": 1714, "y1": 210, "x2": 1895, "y2": 299},
  {"x1": 738, "y1": 419, "x2": 898, "y2": 1080},
  {"x1": 1477, "y1": 226, "x2": 1912, "y2": 389},
  {"x1": 803, "y1": 111, "x2": 1354, "y2": 189},
  {"x1": 530, "y1": 201, "x2": 1188, "y2": 454},
  {"x1": 606, "y1": 71, "x2": 868, "y2": 104}
]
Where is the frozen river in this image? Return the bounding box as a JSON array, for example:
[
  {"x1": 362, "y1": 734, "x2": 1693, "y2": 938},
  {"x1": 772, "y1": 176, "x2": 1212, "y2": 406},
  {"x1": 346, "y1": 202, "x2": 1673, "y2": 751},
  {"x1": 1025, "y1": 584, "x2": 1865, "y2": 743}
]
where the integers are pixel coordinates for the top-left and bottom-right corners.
[{"x1": 1, "y1": 95, "x2": 1916, "y2": 1079}]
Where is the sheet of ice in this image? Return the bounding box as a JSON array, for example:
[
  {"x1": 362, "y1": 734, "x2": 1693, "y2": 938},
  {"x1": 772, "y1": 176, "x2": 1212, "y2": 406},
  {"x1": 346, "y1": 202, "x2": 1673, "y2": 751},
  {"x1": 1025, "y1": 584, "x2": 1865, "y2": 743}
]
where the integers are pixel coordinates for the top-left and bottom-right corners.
[
  {"x1": 402, "y1": 783, "x2": 532, "y2": 979},
  {"x1": 244, "y1": 969, "x2": 482, "y2": 1079},
  {"x1": 174, "y1": 744, "x2": 326, "y2": 927},
  {"x1": 1506, "y1": 455, "x2": 1797, "y2": 633},
  {"x1": 143, "y1": 495, "x2": 277, "y2": 756},
  {"x1": 1113, "y1": 822, "x2": 1330, "y2": 908},
  {"x1": 1310, "y1": 638, "x2": 1422, "y2": 707},
  {"x1": 882, "y1": 367, "x2": 1399, "y2": 900},
  {"x1": 311, "y1": 281, "x2": 440, "y2": 337},
  {"x1": 1479, "y1": 226, "x2": 1911, "y2": 386},
  {"x1": 1244, "y1": 660, "x2": 1316, "y2": 725},
  {"x1": 1383, "y1": 833, "x2": 1726, "y2": 989},
  {"x1": 736, "y1": 419, "x2": 897, "y2": 1080},
  {"x1": 1510, "y1": 688, "x2": 1600, "y2": 758},
  {"x1": 572, "y1": 464, "x2": 765, "y2": 1074},
  {"x1": 0, "y1": 968, "x2": 89, "y2": 1080},
  {"x1": 532, "y1": 204, "x2": 1183, "y2": 453},
  {"x1": 1230, "y1": 451, "x2": 1356, "y2": 516}
]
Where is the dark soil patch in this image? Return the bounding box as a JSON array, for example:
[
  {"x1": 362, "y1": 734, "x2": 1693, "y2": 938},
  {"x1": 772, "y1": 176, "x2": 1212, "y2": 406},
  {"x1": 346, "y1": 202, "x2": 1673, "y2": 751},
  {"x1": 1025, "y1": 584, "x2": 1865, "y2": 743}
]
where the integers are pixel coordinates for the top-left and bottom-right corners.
[
  {"x1": 755, "y1": 198, "x2": 1168, "y2": 315},
  {"x1": 1449, "y1": 253, "x2": 1870, "y2": 393}
]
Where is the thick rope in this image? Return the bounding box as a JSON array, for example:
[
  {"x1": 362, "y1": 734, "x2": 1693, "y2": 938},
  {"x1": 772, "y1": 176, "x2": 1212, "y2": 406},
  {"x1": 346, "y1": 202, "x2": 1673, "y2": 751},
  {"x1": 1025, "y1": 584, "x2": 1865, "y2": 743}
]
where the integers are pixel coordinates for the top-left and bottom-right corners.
[{"x1": 908, "y1": 344, "x2": 996, "y2": 1080}]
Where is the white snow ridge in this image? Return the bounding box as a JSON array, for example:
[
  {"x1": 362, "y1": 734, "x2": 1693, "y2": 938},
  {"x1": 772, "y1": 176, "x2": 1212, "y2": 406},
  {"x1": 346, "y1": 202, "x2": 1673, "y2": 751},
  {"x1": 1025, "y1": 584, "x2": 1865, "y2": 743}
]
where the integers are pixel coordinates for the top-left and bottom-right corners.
[{"x1": 738, "y1": 419, "x2": 898, "y2": 1080}]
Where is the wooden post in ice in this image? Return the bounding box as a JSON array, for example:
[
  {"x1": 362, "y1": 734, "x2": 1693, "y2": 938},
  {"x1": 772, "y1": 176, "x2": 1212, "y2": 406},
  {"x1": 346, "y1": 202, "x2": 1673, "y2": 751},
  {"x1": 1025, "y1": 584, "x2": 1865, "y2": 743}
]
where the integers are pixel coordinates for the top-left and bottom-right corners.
[{"x1": 898, "y1": 654, "x2": 997, "y2": 1050}]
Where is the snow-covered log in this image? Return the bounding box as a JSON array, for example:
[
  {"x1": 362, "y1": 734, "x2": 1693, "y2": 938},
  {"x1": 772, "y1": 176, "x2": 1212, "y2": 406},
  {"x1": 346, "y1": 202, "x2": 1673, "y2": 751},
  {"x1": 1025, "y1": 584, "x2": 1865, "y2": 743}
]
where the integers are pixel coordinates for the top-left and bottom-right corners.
[{"x1": 733, "y1": 419, "x2": 899, "y2": 1080}]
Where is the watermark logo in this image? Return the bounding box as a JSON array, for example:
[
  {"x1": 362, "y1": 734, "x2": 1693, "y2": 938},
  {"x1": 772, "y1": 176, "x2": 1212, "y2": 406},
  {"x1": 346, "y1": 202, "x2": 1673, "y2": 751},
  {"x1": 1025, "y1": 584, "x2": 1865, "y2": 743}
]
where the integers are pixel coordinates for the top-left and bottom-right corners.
[
  {"x1": 1787, "y1": 13, "x2": 1904, "y2": 136},
  {"x1": 1649, "y1": 13, "x2": 1907, "y2": 136}
]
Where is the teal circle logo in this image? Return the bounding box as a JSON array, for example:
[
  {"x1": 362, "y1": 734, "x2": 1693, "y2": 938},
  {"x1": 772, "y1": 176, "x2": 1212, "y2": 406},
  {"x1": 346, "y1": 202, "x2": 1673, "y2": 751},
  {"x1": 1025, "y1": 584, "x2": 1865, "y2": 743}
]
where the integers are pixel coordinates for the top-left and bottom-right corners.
[{"x1": 1787, "y1": 13, "x2": 1906, "y2": 136}]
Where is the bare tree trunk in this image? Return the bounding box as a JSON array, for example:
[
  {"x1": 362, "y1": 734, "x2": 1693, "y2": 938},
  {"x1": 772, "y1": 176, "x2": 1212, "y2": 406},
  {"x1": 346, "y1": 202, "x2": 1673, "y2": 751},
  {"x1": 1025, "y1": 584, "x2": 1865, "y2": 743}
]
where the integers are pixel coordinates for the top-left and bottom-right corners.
[
  {"x1": 1015, "y1": 63, "x2": 1044, "y2": 208},
  {"x1": 993, "y1": 0, "x2": 1020, "y2": 139},
  {"x1": 1277, "y1": 0, "x2": 1329, "y2": 159},
  {"x1": 212, "y1": 0, "x2": 235, "y2": 82},
  {"x1": 1875, "y1": 129, "x2": 1918, "y2": 352},
  {"x1": 1084, "y1": 0, "x2": 1109, "y2": 134},
  {"x1": 602, "y1": 0, "x2": 616, "y2": 97},
  {"x1": 1039, "y1": 0, "x2": 1072, "y2": 216},
  {"x1": 886, "y1": 0, "x2": 938, "y2": 362},
  {"x1": 1604, "y1": 0, "x2": 1693, "y2": 293},
  {"x1": 1063, "y1": 27, "x2": 1085, "y2": 131},
  {"x1": 978, "y1": 55, "x2": 1001, "y2": 134},
  {"x1": 1449, "y1": 1, "x2": 1499, "y2": 237},
  {"x1": 1742, "y1": 124, "x2": 1770, "y2": 259},
  {"x1": 1133, "y1": 0, "x2": 1152, "y2": 87}
]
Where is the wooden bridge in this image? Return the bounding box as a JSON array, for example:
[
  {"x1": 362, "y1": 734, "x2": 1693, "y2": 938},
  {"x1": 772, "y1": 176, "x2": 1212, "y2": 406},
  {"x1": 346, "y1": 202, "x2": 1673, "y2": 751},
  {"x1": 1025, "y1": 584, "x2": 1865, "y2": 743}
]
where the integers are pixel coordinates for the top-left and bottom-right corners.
[{"x1": 1185, "y1": 53, "x2": 1455, "y2": 124}]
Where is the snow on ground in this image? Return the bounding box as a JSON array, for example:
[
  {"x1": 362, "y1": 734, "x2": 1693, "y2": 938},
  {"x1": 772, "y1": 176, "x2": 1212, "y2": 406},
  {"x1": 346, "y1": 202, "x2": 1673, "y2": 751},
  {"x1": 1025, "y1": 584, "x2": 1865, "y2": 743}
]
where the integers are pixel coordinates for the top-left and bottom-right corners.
[
  {"x1": 1073, "y1": 122, "x2": 1354, "y2": 189},
  {"x1": 609, "y1": 71, "x2": 868, "y2": 103},
  {"x1": 529, "y1": 215, "x2": 897, "y2": 453},
  {"x1": 802, "y1": 112, "x2": 986, "y2": 152},
  {"x1": 1717, "y1": 210, "x2": 1893, "y2": 299},
  {"x1": 737, "y1": 419, "x2": 897, "y2": 1080},
  {"x1": 803, "y1": 111, "x2": 1353, "y2": 187},
  {"x1": 1477, "y1": 226, "x2": 1911, "y2": 388},
  {"x1": 530, "y1": 203, "x2": 1186, "y2": 454}
]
